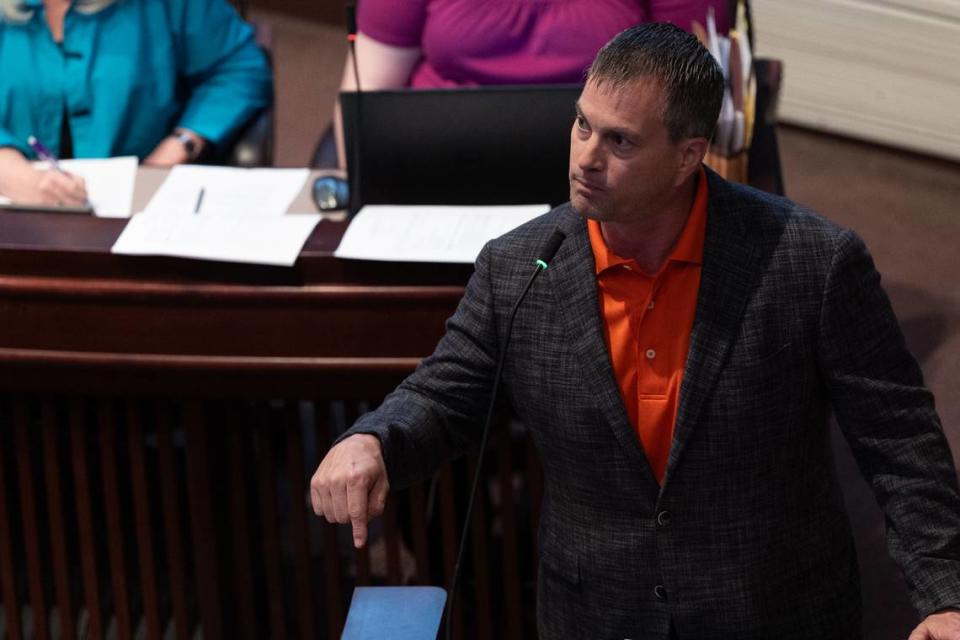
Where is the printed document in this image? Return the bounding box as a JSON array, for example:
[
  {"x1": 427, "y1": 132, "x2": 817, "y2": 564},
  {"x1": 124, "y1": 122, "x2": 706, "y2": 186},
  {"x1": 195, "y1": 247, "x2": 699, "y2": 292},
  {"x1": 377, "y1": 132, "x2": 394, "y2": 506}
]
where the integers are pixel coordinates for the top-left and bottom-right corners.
[
  {"x1": 335, "y1": 204, "x2": 550, "y2": 263},
  {"x1": 111, "y1": 212, "x2": 321, "y2": 266},
  {"x1": 144, "y1": 165, "x2": 309, "y2": 216}
]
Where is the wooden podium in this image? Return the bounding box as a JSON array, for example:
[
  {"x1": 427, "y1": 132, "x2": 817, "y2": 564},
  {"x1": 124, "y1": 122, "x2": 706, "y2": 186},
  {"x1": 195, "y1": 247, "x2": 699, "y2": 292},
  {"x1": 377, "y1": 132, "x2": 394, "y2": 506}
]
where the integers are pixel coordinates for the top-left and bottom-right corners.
[{"x1": 0, "y1": 197, "x2": 538, "y2": 640}]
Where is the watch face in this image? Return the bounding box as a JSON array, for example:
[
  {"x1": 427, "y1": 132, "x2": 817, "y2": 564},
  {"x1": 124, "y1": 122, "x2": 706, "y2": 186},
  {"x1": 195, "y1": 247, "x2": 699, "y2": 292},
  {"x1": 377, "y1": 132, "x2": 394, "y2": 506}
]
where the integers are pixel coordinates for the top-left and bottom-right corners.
[
  {"x1": 312, "y1": 176, "x2": 349, "y2": 211},
  {"x1": 176, "y1": 133, "x2": 197, "y2": 158}
]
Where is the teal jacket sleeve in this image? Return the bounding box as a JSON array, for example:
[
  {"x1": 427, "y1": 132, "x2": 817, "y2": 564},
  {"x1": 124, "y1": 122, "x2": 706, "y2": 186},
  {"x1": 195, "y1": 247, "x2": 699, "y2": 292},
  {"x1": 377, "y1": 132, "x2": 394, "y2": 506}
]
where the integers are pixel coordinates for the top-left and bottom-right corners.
[{"x1": 169, "y1": 0, "x2": 273, "y2": 147}]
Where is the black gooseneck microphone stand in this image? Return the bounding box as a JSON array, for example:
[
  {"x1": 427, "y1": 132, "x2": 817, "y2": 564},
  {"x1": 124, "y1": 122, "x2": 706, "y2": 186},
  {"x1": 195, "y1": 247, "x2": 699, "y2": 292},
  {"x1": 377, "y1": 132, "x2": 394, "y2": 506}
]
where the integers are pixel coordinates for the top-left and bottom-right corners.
[{"x1": 443, "y1": 229, "x2": 566, "y2": 640}]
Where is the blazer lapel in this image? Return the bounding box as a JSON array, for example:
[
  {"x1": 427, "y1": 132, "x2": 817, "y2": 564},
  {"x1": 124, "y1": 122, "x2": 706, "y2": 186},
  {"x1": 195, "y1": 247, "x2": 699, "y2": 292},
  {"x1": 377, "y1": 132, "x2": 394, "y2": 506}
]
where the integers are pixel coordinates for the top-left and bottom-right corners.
[
  {"x1": 662, "y1": 172, "x2": 761, "y2": 490},
  {"x1": 548, "y1": 208, "x2": 660, "y2": 486}
]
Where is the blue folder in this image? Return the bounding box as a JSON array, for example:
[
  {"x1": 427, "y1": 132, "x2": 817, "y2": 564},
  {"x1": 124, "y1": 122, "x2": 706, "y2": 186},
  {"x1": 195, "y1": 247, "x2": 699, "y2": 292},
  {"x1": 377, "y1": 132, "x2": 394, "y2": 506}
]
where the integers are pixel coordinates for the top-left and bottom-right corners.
[{"x1": 341, "y1": 586, "x2": 447, "y2": 640}]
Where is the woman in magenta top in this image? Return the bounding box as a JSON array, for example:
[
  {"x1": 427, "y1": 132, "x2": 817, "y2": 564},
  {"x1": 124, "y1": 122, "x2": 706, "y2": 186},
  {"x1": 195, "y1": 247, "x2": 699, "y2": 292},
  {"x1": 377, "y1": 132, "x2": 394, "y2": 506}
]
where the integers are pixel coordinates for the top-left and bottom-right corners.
[
  {"x1": 331, "y1": 0, "x2": 729, "y2": 164},
  {"x1": 355, "y1": 0, "x2": 729, "y2": 88}
]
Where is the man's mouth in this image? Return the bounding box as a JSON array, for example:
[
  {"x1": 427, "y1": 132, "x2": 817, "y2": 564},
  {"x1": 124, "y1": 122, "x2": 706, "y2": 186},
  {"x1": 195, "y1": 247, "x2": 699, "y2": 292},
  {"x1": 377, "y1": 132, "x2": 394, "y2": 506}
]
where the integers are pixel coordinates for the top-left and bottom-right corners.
[{"x1": 571, "y1": 176, "x2": 605, "y2": 192}]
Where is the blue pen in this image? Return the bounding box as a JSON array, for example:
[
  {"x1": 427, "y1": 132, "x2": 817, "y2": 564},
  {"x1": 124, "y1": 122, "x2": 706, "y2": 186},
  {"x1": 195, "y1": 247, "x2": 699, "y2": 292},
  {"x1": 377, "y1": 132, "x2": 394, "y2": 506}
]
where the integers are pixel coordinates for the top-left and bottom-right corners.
[{"x1": 27, "y1": 135, "x2": 92, "y2": 209}]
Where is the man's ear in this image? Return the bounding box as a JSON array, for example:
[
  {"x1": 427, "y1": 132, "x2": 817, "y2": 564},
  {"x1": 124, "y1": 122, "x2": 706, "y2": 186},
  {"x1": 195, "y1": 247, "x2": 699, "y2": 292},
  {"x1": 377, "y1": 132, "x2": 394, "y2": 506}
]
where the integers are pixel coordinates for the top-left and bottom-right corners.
[{"x1": 674, "y1": 137, "x2": 709, "y2": 186}]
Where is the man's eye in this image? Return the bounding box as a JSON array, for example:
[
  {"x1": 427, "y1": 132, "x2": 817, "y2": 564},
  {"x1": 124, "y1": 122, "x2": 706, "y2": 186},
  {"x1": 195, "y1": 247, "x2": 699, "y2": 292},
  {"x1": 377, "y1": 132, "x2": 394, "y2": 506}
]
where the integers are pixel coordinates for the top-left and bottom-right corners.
[
  {"x1": 575, "y1": 116, "x2": 589, "y2": 131},
  {"x1": 612, "y1": 134, "x2": 631, "y2": 148}
]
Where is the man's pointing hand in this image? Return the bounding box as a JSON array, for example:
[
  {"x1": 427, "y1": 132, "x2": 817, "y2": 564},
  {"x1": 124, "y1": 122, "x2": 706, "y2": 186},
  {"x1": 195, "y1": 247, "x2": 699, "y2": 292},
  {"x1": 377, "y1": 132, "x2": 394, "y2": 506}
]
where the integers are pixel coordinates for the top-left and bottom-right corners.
[{"x1": 311, "y1": 434, "x2": 389, "y2": 548}]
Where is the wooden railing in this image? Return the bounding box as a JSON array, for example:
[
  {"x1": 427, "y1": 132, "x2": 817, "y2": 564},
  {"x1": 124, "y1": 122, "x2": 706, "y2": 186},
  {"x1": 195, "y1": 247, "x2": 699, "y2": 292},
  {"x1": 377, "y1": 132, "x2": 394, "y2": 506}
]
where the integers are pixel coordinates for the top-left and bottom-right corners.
[
  {"x1": 0, "y1": 392, "x2": 543, "y2": 639},
  {"x1": 0, "y1": 214, "x2": 539, "y2": 639}
]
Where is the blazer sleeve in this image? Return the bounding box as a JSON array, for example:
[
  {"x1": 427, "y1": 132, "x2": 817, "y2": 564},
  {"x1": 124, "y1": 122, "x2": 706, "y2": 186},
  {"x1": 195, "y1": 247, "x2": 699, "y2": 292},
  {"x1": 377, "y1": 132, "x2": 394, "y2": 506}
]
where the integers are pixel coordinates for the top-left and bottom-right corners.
[
  {"x1": 168, "y1": 0, "x2": 273, "y2": 147},
  {"x1": 343, "y1": 242, "x2": 500, "y2": 489},
  {"x1": 818, "y1": 228, "x2": 960, "y2": 618}
]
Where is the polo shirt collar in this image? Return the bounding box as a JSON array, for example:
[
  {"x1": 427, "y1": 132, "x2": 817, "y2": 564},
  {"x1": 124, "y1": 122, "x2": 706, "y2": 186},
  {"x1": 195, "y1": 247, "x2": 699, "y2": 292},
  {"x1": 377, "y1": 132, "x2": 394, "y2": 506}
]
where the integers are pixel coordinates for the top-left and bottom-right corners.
[{"x1": 589, "y1": 165, "x2": 709, "y2": 275}]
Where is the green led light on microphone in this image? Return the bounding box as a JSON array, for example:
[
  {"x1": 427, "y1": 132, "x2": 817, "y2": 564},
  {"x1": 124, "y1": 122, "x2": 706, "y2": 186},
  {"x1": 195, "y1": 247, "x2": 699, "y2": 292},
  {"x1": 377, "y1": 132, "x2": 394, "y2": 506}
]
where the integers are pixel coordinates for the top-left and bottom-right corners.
[{"x1": 536, "y1": 259, "x2": 549, "y2": 270}]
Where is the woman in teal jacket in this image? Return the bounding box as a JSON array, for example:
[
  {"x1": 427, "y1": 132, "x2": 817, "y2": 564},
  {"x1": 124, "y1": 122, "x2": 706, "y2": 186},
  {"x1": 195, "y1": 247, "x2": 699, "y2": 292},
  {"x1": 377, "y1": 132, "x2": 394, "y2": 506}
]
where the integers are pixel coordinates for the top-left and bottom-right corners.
[{"x1": 0, "y1": 0, "x2": 272, "y2": 205}]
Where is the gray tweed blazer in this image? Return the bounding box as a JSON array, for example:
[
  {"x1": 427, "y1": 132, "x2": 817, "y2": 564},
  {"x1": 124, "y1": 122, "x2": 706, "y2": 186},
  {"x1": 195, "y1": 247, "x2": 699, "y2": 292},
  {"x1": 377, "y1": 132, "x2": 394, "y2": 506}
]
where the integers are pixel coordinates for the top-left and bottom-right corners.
[{"x1": 348, "y1": 169, "x2": 960, "y2": 639}]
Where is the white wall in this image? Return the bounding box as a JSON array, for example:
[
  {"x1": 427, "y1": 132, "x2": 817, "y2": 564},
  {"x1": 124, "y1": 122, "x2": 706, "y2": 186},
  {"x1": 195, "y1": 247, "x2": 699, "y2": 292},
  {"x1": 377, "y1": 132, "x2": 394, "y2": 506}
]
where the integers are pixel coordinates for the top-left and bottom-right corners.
[{"x1": 751, "y1": 0, "x2": 960, "y2": 161}]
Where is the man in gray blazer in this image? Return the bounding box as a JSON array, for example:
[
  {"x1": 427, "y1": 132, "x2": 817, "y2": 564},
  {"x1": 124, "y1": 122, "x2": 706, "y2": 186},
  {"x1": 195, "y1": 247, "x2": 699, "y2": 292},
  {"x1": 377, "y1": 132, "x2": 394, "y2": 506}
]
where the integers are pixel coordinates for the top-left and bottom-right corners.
[{"x1": 312, "y1": 23, "x2": 960, "y2": 639}]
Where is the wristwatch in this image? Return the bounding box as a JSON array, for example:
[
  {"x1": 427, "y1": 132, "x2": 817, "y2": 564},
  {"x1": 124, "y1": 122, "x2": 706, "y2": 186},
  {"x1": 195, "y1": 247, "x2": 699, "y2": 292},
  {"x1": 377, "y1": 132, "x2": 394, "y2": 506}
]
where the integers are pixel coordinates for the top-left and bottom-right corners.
[{"x1": 173, "y1": 130, "x2": 201, "y2": 161}]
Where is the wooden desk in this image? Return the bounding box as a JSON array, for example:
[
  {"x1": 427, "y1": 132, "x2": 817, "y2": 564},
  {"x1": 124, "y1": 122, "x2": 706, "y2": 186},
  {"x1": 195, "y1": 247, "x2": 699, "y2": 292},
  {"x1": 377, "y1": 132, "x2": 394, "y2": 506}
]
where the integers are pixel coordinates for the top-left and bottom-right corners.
[
  {"x1": 0, "y1": 169, "x2": 472, "y2": 397},
  {"x1": 0, "y1": 171, "x2": 520, "y2": 640}
]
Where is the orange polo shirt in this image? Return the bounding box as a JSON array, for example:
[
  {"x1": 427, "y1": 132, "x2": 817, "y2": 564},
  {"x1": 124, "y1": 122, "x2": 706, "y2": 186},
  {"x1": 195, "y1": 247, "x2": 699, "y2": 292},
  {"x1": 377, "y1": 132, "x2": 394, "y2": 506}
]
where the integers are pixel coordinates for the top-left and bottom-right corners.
[{"x1": 587, "y1": 168, "x2": 708, "y2": 484}]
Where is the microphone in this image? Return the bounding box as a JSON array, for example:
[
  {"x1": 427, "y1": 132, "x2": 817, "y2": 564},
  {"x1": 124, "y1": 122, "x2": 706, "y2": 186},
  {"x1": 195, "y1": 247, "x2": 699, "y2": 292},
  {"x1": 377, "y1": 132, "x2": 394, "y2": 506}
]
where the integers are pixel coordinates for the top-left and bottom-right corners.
[
  {"x1": 346, "y1": 2, "x2": 358, "y2": 43},
  {"x1": 444, "y1": 228, "x2": 566, "y2": 640},
  {"x1": 345, "y1": 2, "x2": 360, "y2": 90},
  {"x1": 345, "y1": 2, "x2": 363, "y2": 214},
  {"x1": 315, "y1": 3, "x2": 361, "y2": 212}
]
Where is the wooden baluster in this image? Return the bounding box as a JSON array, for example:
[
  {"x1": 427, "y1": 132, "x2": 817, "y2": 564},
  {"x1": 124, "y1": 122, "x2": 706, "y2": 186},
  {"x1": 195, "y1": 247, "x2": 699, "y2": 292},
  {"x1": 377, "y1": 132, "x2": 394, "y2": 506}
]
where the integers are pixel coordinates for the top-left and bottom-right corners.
[
  {"x1": 496, "y1": 424, "x2": 523, "y2": 640},
  {"x1": 284, "y1": 402, "x2": 318, "y2": 639},
  {"x1": 315, "y1": 401, "x2": 345, "y2": 638},
  {"x1": 342, "y1": 403, "x2": 371, "y2": 587},
  {"x1": 382, "y1": 497, "x2": 402, "y2": 584},
  {"x1": 253, "y1": 405, "x2": 287, "y2": 639},
  {"x1": 69, "y1": 398, "x2": 103, "y2": 640},
  {"x1": 14, "y1": 401, "x2": 50, "y2": 640},
  {"x1": 467, "y1": 455, "x2": 493, "y2": 640},
  {"x1": 527, "y1": 432, "x2": 544, "y2": 569},
  {"x1": 0, "y1": 402, "x2": 23, "y2": 640},
  {"x1": 98, "y1": 400, "x2": 133, "y2": 639},
  {"x1": 126, "y1": 401, "x2": 161, "y2": 640},
  {"x1": 41, "y1": 400, "x2": 76, "y2": 640},
  {"x1": 407, "y1": 484, "x2": 431, "y2": 586},
  {"x1": 183, "y1": 400, "x2": 223, "y2": 640},
  {"x1": 438, "y1": 465, "x2": 462, "y2": 640},
  {"x1": 226, "y1": 408, "x2": 257, "y2": 640},
  {"x1": 156, "y1": 406, "x2": 191, "y2": 640}
]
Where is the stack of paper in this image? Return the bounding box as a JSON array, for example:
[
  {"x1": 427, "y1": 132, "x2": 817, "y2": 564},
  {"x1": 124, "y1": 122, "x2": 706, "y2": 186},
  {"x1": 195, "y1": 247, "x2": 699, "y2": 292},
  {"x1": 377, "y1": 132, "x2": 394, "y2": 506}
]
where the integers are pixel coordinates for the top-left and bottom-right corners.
[
  {"x1": 8, "y1": 156, "x2": 138, "y2": 217},
  {"x1": 334, "y1": 204, "x2": 551, "y2": 264},
  {"x1": 111, "y1": 211, "x2": 321, "y2": 266},
  {"x1": 693, "y1": 1, "x2": 755, "y2": 157},
  {"x1": 143, "y1": 165, "x2": 309, "y2": 216},
  {"x1": 110, "y1": 165, "x2": 317, "y2": 266}
]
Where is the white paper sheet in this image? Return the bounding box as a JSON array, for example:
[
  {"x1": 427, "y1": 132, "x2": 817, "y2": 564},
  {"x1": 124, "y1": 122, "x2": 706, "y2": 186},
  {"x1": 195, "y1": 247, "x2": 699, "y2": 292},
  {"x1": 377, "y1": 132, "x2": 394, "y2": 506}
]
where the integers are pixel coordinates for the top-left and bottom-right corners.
[
  {"x1": 28, "y1": 156, "x2": 138, "y2": 218},
  {"x1": 144, "y1": 165, "x2": 309, "y2": 216},
  {"x1": 334, "y1": 204, "x2": 550, "y2": 264},
  {"x1": 111, "y1": 211, "x2": 321, "y2": 266}
]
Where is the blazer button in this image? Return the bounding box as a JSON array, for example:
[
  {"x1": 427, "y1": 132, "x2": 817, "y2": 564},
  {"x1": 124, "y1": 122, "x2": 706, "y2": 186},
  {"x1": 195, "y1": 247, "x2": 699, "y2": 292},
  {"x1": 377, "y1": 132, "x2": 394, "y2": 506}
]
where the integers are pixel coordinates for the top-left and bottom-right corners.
[
  {"x1": 656, "y1": 510, "x2": 671, "y2": 526},
  {"x1": 654, "y1": 584, "x2": 667, "y2": 600}
]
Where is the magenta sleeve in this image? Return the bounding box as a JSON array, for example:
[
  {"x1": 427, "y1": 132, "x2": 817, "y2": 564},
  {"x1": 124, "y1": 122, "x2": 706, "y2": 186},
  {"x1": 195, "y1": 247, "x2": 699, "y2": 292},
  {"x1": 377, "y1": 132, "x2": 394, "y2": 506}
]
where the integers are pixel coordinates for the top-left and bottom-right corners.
[
  {"x1": 357, "y1": 0, "x2": 429, "y2": 48},
  {"x1": 648, "y1": 0, "x2": 731, "y2": 34}
]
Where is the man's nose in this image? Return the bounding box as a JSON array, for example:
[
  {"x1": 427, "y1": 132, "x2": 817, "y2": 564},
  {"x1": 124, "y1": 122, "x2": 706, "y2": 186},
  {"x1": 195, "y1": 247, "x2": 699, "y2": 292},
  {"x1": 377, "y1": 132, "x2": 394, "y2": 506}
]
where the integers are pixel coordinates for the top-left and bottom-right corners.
[{"x1": 575, "y1": 134, "x2": 604, "y2": 173}]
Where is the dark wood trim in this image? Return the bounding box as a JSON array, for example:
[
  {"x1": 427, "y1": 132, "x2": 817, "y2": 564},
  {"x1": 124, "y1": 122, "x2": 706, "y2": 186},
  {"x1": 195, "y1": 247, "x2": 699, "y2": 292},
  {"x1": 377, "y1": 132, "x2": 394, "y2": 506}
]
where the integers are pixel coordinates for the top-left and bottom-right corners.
[
  {"x1": 127, "y1": 401, "x2": 163, "y2": 640},
  {"x1": 99, "y1": 400, "x2": 133, "y2": 639},
  {"x1": 254, "y1": 416, "x2": 288, "y2": 639},
  {"x1": 14, "y1": 403, "x2": 50, "y2": 640},
  {"x1": 41, "y1": 400, "x2": 76, "y2": 640},
  {"x1": 69, "y1": 398, "x2": 104, "y2": 640},
  {"x1": 409, "y1": 484, "x2": 430, "y2": 585},
  {"x1": 184, "y1": 401, "x2": 224, "y2": 640},
  {"x1": 285, "y1": 404, "x2": 319, "y2": 639},
  {"x1": 316, "y1": 405, "x2": 345, "y2": 638},
  {"x1": 156, "y1": 408, "x2": 192, "y2": 640},
  {"x1": 467, "y1": 456, "x2": 493, "y2": 640},
  {"x1": 438, "y1": 466, "x2": 462, "y2": 640},
  {"x1": 0, "y1": 409, "x2": 23, "y2": 640},
  {"x1": 497, "y1": 426, "x2": 523, "y2": 640},
  {"x1": 226, "y1": 420, "x2": 258, "y2": 640}
]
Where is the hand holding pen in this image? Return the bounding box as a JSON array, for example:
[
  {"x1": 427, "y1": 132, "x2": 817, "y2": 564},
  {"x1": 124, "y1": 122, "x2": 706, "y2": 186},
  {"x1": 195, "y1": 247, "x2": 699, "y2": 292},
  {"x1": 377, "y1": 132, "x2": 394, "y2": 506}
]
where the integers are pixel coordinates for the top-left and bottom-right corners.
[{"x1": 25, "y1": 136, "x2": 89, "y2": 207}]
